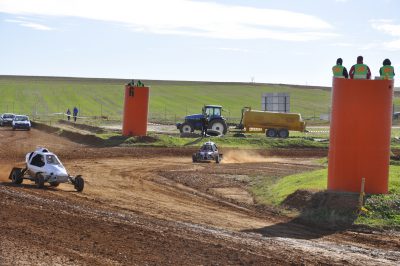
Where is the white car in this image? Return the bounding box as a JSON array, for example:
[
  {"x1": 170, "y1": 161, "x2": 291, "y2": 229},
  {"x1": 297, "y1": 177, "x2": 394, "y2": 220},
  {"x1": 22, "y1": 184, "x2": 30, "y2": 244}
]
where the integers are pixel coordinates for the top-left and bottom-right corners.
[
  {"x1": 0, "y1": 113, "x2": 15, "y2": 126},
  {"x1": 9, "y1": 147, "x2": 84, "y2": 191},
  {"x1": 12, "y1": 115, "x2": 31, "y2": 130}
]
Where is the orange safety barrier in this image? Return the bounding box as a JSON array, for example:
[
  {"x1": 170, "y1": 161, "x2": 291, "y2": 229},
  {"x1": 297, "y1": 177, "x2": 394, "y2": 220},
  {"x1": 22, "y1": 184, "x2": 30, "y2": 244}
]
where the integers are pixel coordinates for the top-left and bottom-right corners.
[
  {"x1": 122, "y1": 85, "x2": 149, "y2": 136},
  {"x1": 328, "y1": 78, "x2": 394, "y2": 194}
]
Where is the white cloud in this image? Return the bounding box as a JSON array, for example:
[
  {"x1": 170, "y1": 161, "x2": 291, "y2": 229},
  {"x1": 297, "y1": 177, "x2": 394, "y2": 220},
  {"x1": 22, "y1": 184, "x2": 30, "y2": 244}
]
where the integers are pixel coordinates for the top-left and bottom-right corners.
[
  {"x1": 0, "y1": 0, "x2": 335, "y2": 41},
  {"x1": 215, "y1": 47, "x2": 249, "y2": 53},
  {"x1": 370, "y1": 19, "x2": 400, "y2": 50},
  {"x1": 370, "y1": 19, "x2": 400, "y2": 36},
  {"x1": 382, "y1": 39, "x2": 400, "y2": 51},
  {"x1": 329, "y1": 42, "x2": 354, "y2": 47},
  {"x1": 5, "y1": 18, "x2": 53, "y2": 30}
]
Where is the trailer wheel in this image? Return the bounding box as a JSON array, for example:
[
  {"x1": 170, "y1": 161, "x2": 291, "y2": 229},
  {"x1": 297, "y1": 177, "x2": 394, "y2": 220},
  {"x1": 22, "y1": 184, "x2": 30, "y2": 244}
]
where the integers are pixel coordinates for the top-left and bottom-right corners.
[
  {"x1": 266, "y1": 129, "x2": 277, "y2": 138},
  {"x1": 278, "y1": 129, "x2": 289, "y2": 138},
  {"x1": 10, "y1": 168, "x2": 23, "y2": 185},
  {"x1": 36, "y1": 174, "x2": 45, "y2": 189},
  {"x1": 74, "y1": 176, "x2": 84, "y2": 192}
]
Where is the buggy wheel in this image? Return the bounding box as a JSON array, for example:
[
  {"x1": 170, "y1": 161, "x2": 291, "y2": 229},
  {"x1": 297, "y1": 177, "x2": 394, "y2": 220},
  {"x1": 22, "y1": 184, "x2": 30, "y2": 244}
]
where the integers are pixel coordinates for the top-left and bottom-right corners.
[
  {"x1": 215, "y1": 155, "x2": 221, "y2": 164},
  {"x1": 10, "y1": 168, "x2": 23, "y2": 185},
  {"x1": 49, "y1": 182, "x2": 60, "y2": 187},
  {"x1": 192, "y1": 154, "x2": 197, "y2": 163},
  {"x1": 74, "y1": 175, "x2": 84, "y2": 192},
  {"x1": 35, "y1": 174, "x2": 45, "y2": 189}
]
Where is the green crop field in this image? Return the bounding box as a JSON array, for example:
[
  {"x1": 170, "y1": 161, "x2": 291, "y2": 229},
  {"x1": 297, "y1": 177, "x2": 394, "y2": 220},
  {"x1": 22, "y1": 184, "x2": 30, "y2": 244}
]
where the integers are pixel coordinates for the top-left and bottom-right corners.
[{"x1": 0, "y1": 75, "x2": 332, "y2": 124}]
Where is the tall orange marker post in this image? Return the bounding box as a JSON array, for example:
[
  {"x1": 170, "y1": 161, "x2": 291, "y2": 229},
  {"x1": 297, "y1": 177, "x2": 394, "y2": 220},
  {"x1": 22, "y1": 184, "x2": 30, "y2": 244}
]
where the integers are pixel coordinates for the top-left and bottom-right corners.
[
  {"x1": 328, "y1": 79, "x2": 394, "y2": 194},
  {"x1": 122, "y1": 85, "x2": 149, "y2": 136}
]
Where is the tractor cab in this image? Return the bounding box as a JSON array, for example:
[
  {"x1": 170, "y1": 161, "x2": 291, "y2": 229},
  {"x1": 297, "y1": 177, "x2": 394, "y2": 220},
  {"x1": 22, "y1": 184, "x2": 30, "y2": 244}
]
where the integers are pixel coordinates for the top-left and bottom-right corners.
[{"x1": 202, "y1": 105, "x2": 222, "y2": 118}]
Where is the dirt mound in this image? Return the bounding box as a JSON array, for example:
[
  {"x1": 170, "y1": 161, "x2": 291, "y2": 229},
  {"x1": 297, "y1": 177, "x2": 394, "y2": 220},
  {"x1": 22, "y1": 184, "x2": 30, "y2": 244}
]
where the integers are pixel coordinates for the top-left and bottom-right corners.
[
  {"x1": 125, "y1": 135, "x2": 159, "y2": 144},
  {"x1": 283, "y1": 189, "x2": 359, "y2": 211},
  {"x1": 282, "y1": 190, "x2": 360, "y2": 228},
  {"x1": 58, "y1": 119, "x2": 107, "y2": 134}
]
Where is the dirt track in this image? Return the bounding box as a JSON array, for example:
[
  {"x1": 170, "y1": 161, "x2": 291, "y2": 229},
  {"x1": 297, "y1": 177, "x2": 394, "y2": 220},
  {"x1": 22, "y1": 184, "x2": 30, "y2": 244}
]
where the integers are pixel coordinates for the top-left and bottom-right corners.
[{"x1": 1, "y1": 128, "x2": 400, "y2": 265}]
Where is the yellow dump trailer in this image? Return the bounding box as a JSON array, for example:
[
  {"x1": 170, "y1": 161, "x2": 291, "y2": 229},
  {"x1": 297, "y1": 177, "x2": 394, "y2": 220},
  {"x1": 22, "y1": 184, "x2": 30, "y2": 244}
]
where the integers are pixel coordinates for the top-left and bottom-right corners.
[{"x1": 240, "y1": 107, "x2": 306, "y2": 138}]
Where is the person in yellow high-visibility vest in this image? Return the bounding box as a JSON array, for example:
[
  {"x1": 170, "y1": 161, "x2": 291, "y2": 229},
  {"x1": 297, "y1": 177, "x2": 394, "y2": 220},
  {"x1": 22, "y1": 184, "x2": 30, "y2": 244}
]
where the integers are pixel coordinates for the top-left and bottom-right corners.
[
  {"x1": 332, "y1": 58, "x2": 349, "y2": 78},
  {"x1": 380, "y1": 59, "x2": 395, "y2": 80},
  {"x1": 349, "y1": 56, "x2": 371, "y2": 79}
]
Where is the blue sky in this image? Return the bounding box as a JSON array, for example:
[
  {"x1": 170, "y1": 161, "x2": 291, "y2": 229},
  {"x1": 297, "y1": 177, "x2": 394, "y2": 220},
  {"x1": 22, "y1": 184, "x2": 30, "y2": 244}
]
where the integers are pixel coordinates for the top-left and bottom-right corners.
[{"x1": 0, "y1": 0, "x2": 399, "y2": 86}]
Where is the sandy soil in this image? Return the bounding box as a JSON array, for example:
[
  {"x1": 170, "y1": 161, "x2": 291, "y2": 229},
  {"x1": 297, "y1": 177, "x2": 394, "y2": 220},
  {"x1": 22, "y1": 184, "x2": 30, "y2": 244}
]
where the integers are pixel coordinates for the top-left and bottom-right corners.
[{"x1": 1, "y1": 127, "x2": 400, "y2": 265}]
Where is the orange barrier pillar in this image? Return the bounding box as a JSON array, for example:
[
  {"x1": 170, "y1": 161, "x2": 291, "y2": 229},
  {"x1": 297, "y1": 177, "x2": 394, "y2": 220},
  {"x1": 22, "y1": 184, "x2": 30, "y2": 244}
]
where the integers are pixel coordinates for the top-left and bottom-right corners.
[
  {"x1": 328, "y1": 79, "x2": 394, "y2": 194},
  {"x1": 122, "y1": 85, "x2": 149, "y2": 136}
]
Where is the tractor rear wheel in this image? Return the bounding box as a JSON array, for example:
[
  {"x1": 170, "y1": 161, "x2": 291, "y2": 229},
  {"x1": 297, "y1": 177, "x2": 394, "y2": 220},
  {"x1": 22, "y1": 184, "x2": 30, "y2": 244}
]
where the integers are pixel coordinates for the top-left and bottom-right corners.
[
  {"x1": 209, "y1": 119, "x2": 228, "y2": 135},
  {"x1": 266, "y1": 129, "x2": 277, "y2": 138},
  {"x1": 10, "y1": 168, "x2": 23, "y2": 185},
  {"x1": 180, "y1": 122, "x2": 194, "y2": 133},
  {"x1": 74, "y1": 176, "x2": 84, "y2": 192}
]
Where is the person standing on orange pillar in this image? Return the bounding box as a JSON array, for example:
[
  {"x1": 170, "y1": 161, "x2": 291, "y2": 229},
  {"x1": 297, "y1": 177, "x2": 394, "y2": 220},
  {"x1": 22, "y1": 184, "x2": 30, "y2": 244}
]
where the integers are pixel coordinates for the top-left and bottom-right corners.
[
  {"x1": 349, "y1": 56, "x2": 371, "y2": 79},
  {"x1": 332, "y1": 58, "x2": 349, "y2": 78},
  {"x1": 380, "y1": 58, "x2": 395, "y2": 80}
]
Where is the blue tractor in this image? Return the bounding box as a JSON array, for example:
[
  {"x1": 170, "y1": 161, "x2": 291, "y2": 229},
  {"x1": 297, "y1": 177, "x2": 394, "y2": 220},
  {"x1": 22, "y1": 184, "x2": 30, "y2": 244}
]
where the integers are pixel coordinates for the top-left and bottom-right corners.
[{"x1": 176, "y1": 105, "x2": 228, "y2": 135}]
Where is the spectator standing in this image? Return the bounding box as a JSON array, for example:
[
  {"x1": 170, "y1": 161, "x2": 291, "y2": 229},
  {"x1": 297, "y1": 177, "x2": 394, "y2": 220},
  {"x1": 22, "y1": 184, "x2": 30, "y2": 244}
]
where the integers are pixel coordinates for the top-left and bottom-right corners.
[
  {"x1": 73, "y1": 106, "x2": 78, "y2": 122},
  {"x1": 66, "y1": 108, "x2": 71, "y2": 121},
  {"x1": 332, "y1": 58, "x2": 349, "y2": 78},
  {"x1": 380, "y1": 59, "x2": 395, "y2": 80},
  {"x1": 349, "y1": 56, "x2": 371, "y2": 79},
  {"x1": 201, "y1": 116, "x2": 208, "y2": 137}
]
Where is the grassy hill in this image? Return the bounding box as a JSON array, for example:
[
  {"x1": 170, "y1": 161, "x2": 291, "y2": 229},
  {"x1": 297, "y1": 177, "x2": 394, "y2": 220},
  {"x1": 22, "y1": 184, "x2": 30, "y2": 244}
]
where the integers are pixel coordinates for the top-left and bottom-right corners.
[{"x1": 0, "y1": 75, "x2": 340, "y2": 124}]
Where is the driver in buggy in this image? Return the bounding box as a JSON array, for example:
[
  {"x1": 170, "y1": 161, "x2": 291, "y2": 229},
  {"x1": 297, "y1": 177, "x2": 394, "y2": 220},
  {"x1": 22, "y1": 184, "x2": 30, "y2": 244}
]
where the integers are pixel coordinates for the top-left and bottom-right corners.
[{"x1": 201, "y1": 144, "x2": 211, "y2": 151}]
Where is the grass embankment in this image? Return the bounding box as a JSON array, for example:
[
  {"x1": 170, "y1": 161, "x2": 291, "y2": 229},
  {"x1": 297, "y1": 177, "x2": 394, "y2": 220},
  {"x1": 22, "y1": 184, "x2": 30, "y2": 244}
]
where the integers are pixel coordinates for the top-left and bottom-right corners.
[
  {"x1": 0, "y1": 75, "x2": 332, "y2": 124},
  {"x1": 96, "y1": 132, "x2": 329, "y2": 149},
  {"x1": 252, "y1": 165, "x2": 400, "y2": 228}
]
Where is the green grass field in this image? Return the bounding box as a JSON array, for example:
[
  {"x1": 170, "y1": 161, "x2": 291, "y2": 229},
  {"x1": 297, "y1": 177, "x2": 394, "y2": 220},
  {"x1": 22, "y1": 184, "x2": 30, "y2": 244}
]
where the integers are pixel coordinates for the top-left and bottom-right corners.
[{"x1": 0, "y1": 75, "x2": 332, "y2": 123}]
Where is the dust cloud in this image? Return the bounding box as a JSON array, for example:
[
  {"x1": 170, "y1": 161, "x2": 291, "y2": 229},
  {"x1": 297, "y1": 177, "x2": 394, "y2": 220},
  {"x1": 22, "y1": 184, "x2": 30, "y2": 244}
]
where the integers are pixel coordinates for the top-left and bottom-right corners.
[
  {"x1": 0, "y1": 164, "x2": 12, "y2": 182},
  {"x1": 222, "y1": 150, "x2": 288, "y2": 164}
]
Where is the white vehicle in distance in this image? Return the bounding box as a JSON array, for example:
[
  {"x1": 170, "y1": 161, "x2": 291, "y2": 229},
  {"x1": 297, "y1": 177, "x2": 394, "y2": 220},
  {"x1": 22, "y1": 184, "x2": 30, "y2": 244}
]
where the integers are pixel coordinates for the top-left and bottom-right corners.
[
  {"x1": 0, "y1": 113, "x2": 15, "y2": 126},
  {"x1": 12, "y1": 115, "x2": 31, "y2": 130},
  {"x1": 9, "y1": 147, "x2": 84, "y2": 191}
]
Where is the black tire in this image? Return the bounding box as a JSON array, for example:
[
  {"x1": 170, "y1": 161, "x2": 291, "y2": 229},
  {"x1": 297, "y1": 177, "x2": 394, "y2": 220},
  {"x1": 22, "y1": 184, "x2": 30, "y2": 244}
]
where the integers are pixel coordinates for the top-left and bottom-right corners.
[
  {"x1": 49, "y1": 182, "x2": 60, "y2": 187},
  {"x1": 36, "y1": 174, "x2": 45, "y2": 189},
  {"x1": 215, "y1": 155, "x2": 221, "y2": 164},
  {"x1": 209, "y1": 119, "x2": 228, "y2": 135},
  {"x1": 10, "y1": 168, "x2": 23, "y2": 185},
  {"x1": 74, "y1": 176, "x2": 84, "y2": 192},
  {"x1": 192, "y1": 154, "x2": 197, "y2": 163},
  {"x1": 278, "y1": 129, "x2": 289, "y2": 138},
  {"x1": 266, "y1": 128, "x2": 277, "y2": 138},
  {"x1": 180, "y1": 122, "x2": 194, "y2": 133}
]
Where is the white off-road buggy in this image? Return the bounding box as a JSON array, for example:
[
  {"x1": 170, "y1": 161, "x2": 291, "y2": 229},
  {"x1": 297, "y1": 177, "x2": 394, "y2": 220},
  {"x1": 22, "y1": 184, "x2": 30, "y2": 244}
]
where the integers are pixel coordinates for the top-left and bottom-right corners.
[
  {"x1": 9, "y1": 147, "x2": 84, "y2": 191},
  {"x1": 192, "y1": 141, "x2": 223, "y2": 163}
]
